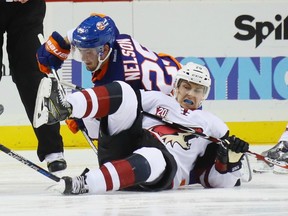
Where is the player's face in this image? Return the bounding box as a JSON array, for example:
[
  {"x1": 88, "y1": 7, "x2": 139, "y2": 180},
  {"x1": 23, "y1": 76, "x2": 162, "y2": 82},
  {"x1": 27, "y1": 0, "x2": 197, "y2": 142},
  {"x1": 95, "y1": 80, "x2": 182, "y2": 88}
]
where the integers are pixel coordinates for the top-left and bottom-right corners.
[
  {"x1": 176, "y1": 80, "x2": 205, "y2": 110},
  {"x1": 79, "y1": 45, "x2": 110, "y2": 72},
  {"x1": 78, "y1": 48, "x2": 100, "y2": 71}
]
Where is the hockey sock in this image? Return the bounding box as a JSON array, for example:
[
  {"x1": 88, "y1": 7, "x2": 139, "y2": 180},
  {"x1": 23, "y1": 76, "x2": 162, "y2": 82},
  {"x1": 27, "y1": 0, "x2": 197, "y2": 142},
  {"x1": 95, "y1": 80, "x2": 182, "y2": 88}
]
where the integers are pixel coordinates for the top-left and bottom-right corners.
[
  {"x1": 85, "y1": 148, "x2": 166, "y2": 194},
  {"x1": 67, "y1": 81, "x2": 135, "y2": 119}
]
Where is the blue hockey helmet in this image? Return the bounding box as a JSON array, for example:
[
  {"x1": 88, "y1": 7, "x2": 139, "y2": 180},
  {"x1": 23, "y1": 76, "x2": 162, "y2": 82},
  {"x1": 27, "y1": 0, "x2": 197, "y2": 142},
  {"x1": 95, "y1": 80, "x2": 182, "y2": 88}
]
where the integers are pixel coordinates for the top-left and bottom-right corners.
[{"x1": 72, "y1": 14, "x2": 119, "y2": 49}]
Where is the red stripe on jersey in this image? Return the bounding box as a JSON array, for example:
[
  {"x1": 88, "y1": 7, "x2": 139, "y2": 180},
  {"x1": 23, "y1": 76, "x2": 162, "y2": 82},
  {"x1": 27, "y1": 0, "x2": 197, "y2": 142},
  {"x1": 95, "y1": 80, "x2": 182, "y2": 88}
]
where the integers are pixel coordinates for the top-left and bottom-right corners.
[
  {"x1": 93, "y1": 86, "x2": 110, "y2": 118},
  {"x1": 100, "y1": 165, "x2": 113, "y2": 191},
  {"x1": 82, "y1": 90, "x2": 92, "y2": 118},
  {"x1": 113, "y1": 159, "x2": 135, "y2": 188}
]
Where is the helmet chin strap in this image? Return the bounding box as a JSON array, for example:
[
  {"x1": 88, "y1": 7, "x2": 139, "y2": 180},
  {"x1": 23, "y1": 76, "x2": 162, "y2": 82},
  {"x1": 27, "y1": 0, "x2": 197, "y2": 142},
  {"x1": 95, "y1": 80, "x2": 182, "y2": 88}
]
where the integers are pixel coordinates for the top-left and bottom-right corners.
[{"x1": 93, "y1": 47, "x2": 113, "y2": 73}]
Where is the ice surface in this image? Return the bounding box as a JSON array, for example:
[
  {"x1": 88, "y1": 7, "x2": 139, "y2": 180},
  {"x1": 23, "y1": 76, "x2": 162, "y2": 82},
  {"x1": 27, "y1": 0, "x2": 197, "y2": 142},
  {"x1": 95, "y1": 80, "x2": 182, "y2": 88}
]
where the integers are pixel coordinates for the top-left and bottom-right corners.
[{"x1": 0, "y1": 145, "x2": 287, "y2": 216}]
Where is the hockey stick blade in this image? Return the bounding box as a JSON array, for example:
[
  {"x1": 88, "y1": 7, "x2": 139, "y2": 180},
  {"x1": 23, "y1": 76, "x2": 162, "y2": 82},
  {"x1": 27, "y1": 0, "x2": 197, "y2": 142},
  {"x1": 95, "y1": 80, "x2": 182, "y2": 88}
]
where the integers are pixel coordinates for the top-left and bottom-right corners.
[
  {"x1": 246, "y1": 151, "x2": 288, "y2": 169},
  {"x1": 0, "y1": 144, "x2": 61, "y2": 182}
]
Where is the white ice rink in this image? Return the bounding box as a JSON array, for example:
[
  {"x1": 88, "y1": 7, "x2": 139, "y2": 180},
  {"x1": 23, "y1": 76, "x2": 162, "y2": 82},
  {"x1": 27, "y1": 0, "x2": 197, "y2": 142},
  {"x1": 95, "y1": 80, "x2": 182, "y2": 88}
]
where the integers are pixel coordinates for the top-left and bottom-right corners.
[{"x1": 0, "y1": 145, "x2": 287, "y2": 216}]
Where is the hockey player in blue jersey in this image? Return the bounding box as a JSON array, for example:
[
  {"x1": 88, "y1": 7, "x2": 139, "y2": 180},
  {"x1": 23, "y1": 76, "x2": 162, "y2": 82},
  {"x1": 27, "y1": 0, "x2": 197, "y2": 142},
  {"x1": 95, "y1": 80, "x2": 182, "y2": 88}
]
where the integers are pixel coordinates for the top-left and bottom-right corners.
[
  {"x1": 37, "y1": 13, "x2": 181, "y2": 93},
  {"x1": 35, "y1": 13, "x2": 181, "y2": 137}
]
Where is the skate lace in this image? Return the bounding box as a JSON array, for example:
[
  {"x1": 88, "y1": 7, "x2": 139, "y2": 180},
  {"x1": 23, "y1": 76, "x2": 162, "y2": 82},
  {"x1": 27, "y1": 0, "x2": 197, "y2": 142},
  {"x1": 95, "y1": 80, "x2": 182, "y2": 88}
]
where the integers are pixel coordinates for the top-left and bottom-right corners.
[
  {"x1": 72, "y1": 176, "x2": 88, "y2": 194},
  {"x1": 57, "y1": 88, "x2": 71, "y2": 108}
]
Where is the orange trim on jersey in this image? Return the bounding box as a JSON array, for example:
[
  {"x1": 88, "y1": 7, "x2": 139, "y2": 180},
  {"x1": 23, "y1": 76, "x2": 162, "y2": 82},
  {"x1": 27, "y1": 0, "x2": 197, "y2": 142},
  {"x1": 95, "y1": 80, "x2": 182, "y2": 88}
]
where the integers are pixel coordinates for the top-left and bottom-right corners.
[
  {"x1": 91, "y1": 59, "x2": 110, "y2": 82},
  {"x1": 158, "y1": 53, "x2": 182, "y2": 69},
  {"x1": 158, "y1": 53, "x2": 181, "y2": 95}
]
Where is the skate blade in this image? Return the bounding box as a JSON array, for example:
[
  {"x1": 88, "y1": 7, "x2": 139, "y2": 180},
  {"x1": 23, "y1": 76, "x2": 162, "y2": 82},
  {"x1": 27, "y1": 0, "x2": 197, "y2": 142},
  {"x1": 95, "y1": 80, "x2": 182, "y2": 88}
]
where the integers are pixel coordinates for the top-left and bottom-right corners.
[
  {"x1": 253, "y1": 159, "x2": 273, "y2": 174},
  {"x1": 46, "y1": 179, "x2": 65, "y2": 194},
  {"x1": 253, "y1": 169, "x2": 272, "y2": 174},
  {"x1": 33, "y1": 77, "x2": 52, "y2": 128},
  {"x1": 273, "y1": 164, "x2": 288, "y2": 174}
]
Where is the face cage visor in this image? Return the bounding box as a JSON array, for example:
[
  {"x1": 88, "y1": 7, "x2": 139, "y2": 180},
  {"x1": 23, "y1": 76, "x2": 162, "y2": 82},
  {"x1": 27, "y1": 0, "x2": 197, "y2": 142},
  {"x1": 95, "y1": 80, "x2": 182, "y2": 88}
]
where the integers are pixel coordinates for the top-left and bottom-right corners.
[{"x1": 71, "y1": 45, "x2": 104, "y2": 63}]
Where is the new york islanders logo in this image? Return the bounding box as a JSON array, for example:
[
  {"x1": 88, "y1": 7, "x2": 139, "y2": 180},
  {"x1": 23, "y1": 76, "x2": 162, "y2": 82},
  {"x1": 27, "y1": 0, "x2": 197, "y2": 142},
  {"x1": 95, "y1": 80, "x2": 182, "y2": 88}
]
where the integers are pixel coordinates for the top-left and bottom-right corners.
[{"x1": 96, "y1": 19, "x2": 108, "y2": 31}]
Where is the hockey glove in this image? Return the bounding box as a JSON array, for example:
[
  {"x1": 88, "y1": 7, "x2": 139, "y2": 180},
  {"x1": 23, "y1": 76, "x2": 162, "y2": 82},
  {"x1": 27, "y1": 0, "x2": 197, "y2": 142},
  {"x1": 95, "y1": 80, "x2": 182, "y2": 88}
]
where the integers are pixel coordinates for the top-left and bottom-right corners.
[
  {"x1": 36, "y1": 31, "x2": 71, "y2": 74},
  {"x1": 65, "y1": 118, "x2": 86, "y2": 134},
  {"x1": 215, "y1": 135, "x2": 249, "y2": 173},
  {"x1": 65, "y1": 119, "x2": 79, "y2": 134}
]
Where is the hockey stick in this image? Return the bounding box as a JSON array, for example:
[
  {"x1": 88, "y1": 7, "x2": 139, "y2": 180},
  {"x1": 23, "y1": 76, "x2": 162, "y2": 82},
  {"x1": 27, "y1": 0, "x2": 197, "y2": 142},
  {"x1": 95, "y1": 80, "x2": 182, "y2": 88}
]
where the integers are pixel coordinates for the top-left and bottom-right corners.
[
  {"x1": 142, "y1": 111, "x2": 224, "y2": 144},
  {"x1": 54, "y1": 69, "x2": 98, "y2": 155},
  {"x1": 54, "y1": 72, "x2": 98, "y2": 155},
  {"x1": 37, "y1": 34, "x2": 98, "y2": 155},
  {"x1": 81, "y1": 127, "x2": 98, "y2": 155},
  {"x1": 0, "y1": 144, "x2": 61, "y2": 182},
  {"x1": 38, "y1": 76, "x2": 287, "y2": 169},
  {"x1": 142, "y1": 111, "x2": 288, "y2": 169}
]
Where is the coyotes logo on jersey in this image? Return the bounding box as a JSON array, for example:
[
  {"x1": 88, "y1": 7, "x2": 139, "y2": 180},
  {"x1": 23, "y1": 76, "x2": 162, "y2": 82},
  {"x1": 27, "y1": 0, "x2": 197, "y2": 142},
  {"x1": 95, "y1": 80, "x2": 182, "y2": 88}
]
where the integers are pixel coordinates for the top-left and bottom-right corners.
[{"x1": 150, "y1": 125, "x2": 203, "y2": 150}]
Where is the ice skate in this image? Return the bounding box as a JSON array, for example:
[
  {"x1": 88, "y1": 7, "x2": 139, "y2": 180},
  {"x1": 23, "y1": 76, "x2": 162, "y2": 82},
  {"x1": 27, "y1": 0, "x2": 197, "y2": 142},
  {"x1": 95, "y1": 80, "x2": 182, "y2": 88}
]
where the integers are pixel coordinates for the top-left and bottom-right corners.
[
  {"x1": 273, "y1": 145, "x2": 288, "y2": 174},
  {"x1": 33, "y1": 77, "x2": 71, "y2": 128},
  {"x1": 61, "y1": 175, "x2": 89, "y2": 195},
  {"x1": 265, "y1": 141, "x2": 288, "y2": 174},
  {"x1": 253, "y1": 147, "x2": 273, "y2": 173},
  {"x1": 47, "y1": 168, "x2": 89, "y2": 195},
  {"x1": 254, "y1": 141, "x2": 288, "y2": 174},
  {"x1": 45, "y1": 152, "x2": 67, "y2": 173},
  {"x1": 266, "y1": 141, "x2": 288, "y2": 159}
]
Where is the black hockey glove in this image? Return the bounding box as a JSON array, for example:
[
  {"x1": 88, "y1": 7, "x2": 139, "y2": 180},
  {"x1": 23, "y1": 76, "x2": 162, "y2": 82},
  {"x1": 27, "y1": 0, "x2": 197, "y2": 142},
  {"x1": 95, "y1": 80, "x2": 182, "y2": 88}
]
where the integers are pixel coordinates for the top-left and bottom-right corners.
[{"x1": 215, "y1": 135, "x2": 249, "y2": 173}]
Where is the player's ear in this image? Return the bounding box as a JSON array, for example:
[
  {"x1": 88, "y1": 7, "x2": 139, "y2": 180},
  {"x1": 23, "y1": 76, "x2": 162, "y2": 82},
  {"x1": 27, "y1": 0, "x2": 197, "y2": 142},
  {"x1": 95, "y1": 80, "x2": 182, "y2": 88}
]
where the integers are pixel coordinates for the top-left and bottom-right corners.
[{"x1": 103, "y1": 44, "x2": 110, "y2": 55}]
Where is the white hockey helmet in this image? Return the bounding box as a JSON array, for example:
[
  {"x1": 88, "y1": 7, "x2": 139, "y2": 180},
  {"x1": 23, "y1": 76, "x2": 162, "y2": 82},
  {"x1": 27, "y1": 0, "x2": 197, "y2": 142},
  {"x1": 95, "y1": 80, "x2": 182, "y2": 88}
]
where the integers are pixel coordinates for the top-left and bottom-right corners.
[{"x1": 174, "y1": 62, "x2": 211, "y2": 99}]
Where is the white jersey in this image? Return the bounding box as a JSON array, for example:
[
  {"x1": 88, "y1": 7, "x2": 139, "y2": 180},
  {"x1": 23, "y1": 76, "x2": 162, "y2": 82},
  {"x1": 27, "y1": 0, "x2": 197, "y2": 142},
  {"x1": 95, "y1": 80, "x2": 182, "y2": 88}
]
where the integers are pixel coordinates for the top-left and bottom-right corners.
[
  {"x1": 140, "y1": 90, "x2": 240, "y2": 188},
  {"x1": 68, "y1": 81, "x2": 242, "y2": 189}
]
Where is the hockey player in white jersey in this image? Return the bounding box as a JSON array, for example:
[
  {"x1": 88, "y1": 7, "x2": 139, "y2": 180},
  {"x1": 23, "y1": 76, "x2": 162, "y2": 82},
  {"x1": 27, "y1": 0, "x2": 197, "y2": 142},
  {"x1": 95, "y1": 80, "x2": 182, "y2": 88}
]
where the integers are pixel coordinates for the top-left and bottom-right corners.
[{"x1": 34, "y1": 63, "x2": 249, "y2": 194}]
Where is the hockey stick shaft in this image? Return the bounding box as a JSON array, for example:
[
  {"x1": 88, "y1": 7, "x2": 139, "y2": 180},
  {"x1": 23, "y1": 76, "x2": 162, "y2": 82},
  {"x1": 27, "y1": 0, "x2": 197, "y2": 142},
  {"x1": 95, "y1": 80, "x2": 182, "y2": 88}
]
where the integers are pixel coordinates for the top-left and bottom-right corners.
[
  {"x1": 53, "y1": 70, "x2": 98, "y2": 155},
  {"x1": 142, "y1": 111, "x2": 288, "y2": 169},
  {"x1": 56, "y1": 73, "x2": 98, "y2": 155},
  {"x1": 60, "y1": 80, "x2": 84, "y2": 91},
  {"x1": 142, "y1": 111, "x2": 222, "y2": 144},
  {"x1": 0, "y1": 144, "x2": 61, "y2": 182},
  {"x1": 37, "y1": 34, "x2": 98, "y2": 155},
  {"x1": 81, "y1": 129, "x2": 98, "y2": 155}
]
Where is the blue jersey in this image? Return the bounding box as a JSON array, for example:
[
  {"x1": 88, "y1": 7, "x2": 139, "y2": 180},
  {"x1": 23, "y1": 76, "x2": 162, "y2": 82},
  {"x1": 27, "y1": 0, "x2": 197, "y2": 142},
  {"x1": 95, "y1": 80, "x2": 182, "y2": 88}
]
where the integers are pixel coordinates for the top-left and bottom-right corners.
[{"x1": 92, "y1": 34, "x2": 181, "y2": 94}]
